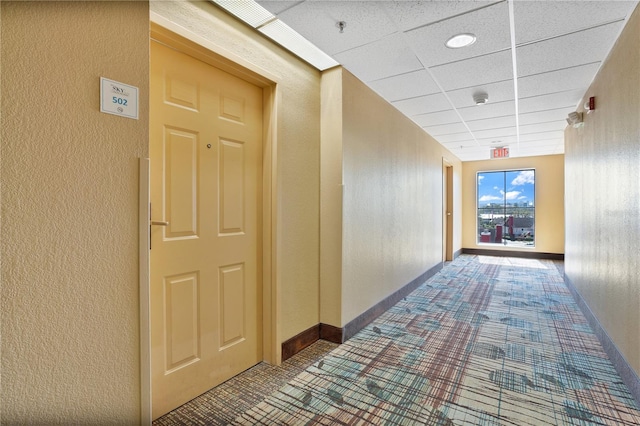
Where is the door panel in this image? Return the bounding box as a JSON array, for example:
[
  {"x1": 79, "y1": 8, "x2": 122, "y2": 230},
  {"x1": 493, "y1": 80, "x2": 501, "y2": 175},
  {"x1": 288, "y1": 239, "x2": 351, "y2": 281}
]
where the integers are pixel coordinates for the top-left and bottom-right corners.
[
  {"x1": 165, "y1": 127, "x2": 199, "y2": 238},
  {"x1": 164, "y1": 272, "x2": 200, "y2": 372},
  {"x1": 150, "y1": 41, "x2": 263, "y2": 419},
  {"x1": 220, "y1": 263, "x2": 245, "y2": 348},
  {"x1": 220, "y1": 139, "x2": 245, "y2": 234}
]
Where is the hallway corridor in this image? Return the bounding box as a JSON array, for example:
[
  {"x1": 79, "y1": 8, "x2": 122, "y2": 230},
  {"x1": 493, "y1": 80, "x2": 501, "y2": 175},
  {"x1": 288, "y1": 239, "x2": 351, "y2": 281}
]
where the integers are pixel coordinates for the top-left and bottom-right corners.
[{"x1": 157, "y1": 255, "x2": 640, "y2": 425}]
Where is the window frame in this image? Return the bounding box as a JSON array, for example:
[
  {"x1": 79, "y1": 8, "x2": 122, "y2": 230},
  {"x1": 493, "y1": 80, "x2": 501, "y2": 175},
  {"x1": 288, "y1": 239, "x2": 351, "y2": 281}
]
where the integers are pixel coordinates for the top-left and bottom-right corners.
[{"x1": 476, "y1": 168, "x2": 536, "y2": 248}]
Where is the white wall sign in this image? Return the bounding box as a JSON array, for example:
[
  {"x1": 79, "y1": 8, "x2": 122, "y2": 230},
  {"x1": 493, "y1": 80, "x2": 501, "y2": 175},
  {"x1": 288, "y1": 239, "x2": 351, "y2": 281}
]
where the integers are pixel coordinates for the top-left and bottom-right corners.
[{"x1": 100, "y1": 77, "x2": 139, "y2": 120}]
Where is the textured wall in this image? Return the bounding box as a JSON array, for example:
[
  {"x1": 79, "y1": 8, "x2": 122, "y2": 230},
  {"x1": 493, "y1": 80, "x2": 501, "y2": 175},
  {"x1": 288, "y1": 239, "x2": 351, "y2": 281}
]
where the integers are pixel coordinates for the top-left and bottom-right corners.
[
  {"x1": 1, "y1": 1, "x2": 149, "y2": 423},
  {"x1": 339, "y1": 70, "x2": 463, "y2": 325},
  {"x1": 564, "y1": 4, "x2": 640, "y2": 375},
  {"x1": 150, "y1": 1, "x2": 322, "y2": 342},
  {"x1": 461, "y1": 155, "x2": 565, "y2": 254},
  {"x1": 320, "y1": 68, "x2": 344, "y2": 327}
]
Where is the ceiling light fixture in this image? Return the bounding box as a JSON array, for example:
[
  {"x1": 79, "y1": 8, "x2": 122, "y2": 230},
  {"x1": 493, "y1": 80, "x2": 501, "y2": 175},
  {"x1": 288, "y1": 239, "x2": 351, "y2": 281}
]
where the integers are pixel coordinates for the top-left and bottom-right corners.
[
  {"x1": 445, "y1": 33, "x2": 476, "y2": 49},
  {"x1": 566, "y1": 111, "x2": 583, "y2": 128}
]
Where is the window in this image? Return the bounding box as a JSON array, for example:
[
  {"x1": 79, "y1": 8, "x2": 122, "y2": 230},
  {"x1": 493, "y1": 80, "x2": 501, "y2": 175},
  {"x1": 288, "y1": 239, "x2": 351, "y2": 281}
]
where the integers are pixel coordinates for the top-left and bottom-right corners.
[{"x1": 477, "y1": 169, "x2": 535, "y2": 247}]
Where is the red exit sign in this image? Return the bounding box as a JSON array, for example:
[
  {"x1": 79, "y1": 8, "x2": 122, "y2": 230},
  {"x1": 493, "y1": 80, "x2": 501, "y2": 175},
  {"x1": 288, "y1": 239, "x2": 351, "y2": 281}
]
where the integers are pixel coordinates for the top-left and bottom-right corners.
[{"x1": 491, "y1": 147, "x2": 510, "y2": 159}]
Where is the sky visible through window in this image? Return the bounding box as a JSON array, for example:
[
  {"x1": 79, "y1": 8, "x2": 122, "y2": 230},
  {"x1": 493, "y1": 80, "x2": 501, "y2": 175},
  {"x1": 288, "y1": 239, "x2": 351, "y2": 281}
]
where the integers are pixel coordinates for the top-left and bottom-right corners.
[{"x1": 478, "y1": 170, "x2": 535, "y2": 207}]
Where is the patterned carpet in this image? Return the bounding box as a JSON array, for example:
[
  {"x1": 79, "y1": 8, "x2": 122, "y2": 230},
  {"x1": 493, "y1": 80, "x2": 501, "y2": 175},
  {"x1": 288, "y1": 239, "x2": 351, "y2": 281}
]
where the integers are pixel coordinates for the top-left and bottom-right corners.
[
  {"x1": 230, "y1": 255, "x2": 640, "y2": 425},
  {"x1": 154, "y1": 340, "x2": 338, "y2": 425}
]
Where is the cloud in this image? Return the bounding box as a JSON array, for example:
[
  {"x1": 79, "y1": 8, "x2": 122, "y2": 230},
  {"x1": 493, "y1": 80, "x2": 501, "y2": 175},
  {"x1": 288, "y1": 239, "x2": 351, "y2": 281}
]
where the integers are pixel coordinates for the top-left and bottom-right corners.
[
  {"x1": 497, "y1": 189, "x2": 521, "y2": 200},
  {"x1": 478, "y1": 176, "x2": 484, "y2": 185},
  {"x1": 511, "y1": 170, "x2": 534, "y2": 185},
  {"x1": 493, "y1": 186, "x2": 500, "y2": 190},
  {"x1": 518, "y1": 196, "x2": 527, "y2": 200},
  {"x1": 479, "y1": 195, "x2": 502, "y2": 202},
  {"x1": 505, "y1": 191, "x2": 521, "y2": 200}
]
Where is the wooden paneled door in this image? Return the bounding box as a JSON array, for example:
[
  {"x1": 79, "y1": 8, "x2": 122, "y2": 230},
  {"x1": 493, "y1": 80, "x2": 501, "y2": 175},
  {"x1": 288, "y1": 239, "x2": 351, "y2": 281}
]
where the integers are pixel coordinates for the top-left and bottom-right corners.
[{"x1": 150, "y1": 40, "x2": 263, "y2": 419}]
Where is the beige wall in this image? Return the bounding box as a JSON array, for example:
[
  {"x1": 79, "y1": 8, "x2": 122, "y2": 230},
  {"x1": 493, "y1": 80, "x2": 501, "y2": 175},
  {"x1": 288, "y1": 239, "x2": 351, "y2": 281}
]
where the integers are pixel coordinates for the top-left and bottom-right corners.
[
  {"x1": 1, "y1": 2, "x2": 149, "y2": 423},
  {"x1": 564, "y1": 4, "x2": 640, "y2": 375},
  {"x1": 462, "y1": 155, "x2": 565, "y2": 254},
  {"x1": 321, "y1": 68, "x2": 463, "y2": 327},
  {"x1": 319, "y1": 67, "x2": 344, "y2": 327},
  {"x1": 150, "y1": 1, "x2": 322, "y2": 343}
]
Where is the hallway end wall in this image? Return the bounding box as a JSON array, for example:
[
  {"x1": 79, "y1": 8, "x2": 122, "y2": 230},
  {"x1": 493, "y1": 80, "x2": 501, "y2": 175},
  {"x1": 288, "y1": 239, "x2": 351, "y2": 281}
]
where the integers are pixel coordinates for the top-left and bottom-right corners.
[
  {"x1": 1, "y1": 2, "x2": 149, "y2": 423},
  {"x1": 564, "y1": 3, "x2": 640, "y2": 377},
  {"x1": 462, "y1": 155, "x2": 565, "y2": 255}
]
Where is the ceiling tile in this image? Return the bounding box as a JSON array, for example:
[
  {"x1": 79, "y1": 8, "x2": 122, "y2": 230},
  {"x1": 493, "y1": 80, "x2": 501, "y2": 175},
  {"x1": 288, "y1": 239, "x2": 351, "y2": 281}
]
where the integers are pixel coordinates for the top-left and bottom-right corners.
[
  {"x1": 519, "y1": 89, "x2": 585, "y2": 113},
  {"x1": 383, "y1": 1, "x2": 498, "y2": 32},
  {"x1": 412, "y1": 109, "x2": 460, "y2": 127},
  {"x1": 458, "y1": 100, "x2": 516, "y2": 122},
  {"x1": 405, "y1": 2, "x2": 511, "y2": 67},
  {"x1": 514, "y1": 147, "x2": 562, "y2": 158},
  {"x1": 519, "y1": 140, "x2": 564, "y2": 149},
  {"x1": 518, "y1": 62, "x2": 601, "y2": 97},
  {"x1": 334, "y1": 32, "x2": 423, "y2": 82},
  {"x1": 473, "y1": 126, "x2": 518, "y2": 141},
  {"x1": 430, "y1": 49, "x2": 513, "y2": 91},
  {"x1": 519, "y1": 121, "x2": 567, "y2": 136},
  {"x1": 450, "y1": 147, "x2": 491, "y2": 161},
  {"x1": 392, "y1": 92, "x2": 451, "y2": 117},
  {"x1": 368, "y1": 69, "x2": 440, "y2": 102},
  {"x1": 519, "y1": 108, "x2": 575, "y2": 126},
  {"x1": 436, "y1": 131, "x2": 477, "y2": 144},
  {"x1": 514, "y1": 1, "x2": 636, "y2": 45},
  {"x1": 259, "y1": 1, "x2": 397, "y2": 55},
  {"x1": 437, "y1": 126, "x2": 517, "y2": 144},
  {"x1": 516, "y1": 21, "x2": 624, "y2": 77},
  {"x1": 443, "y1": 131, "x2": 565, "y2": 150},
  {"x1": 519, "y1": 131, "x2": 565, "y2": 143},
  {"x1": 424, "y1": 122, "x2": 468, "y2": 137},
  {"x1": 443, "y1": 141, "x2": 483, "y2": 151},
  {"x1": 467, "y1": 115, "x2": 516, "y2": 132}
]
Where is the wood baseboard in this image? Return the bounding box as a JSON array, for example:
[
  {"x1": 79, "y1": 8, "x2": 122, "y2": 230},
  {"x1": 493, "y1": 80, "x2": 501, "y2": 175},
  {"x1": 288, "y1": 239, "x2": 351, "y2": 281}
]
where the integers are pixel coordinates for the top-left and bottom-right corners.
[
  {"x1": 281, "y1": 325, "x2": 320, "y2": 362},
  {"x1": 280, "y1": 323, "x2": 342, "y2": 362},
  {"x1": 281, "y1": 264, "x2": 445, "y2": 359},
  {"x1": 320, "y1": 323, "x2": 342, "y2": 344}
]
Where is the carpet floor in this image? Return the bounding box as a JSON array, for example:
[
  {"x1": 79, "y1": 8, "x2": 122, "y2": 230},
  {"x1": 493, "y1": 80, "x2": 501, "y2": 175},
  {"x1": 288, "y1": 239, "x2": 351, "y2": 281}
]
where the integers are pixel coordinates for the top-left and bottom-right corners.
[
  {"x1": 158, "y1": 255, "x2": 640, "y2": 425},
  {"x1": 154, "y1": 340, "x2": 338, "y2": 425}
]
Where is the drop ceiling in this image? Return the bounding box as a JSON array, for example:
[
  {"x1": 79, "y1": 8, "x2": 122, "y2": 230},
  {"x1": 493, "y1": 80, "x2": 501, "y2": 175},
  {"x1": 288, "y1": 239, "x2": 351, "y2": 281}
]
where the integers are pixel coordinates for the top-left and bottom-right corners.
[{"x1": 250, "y1": 0, "x2": 638, "y2": 161}]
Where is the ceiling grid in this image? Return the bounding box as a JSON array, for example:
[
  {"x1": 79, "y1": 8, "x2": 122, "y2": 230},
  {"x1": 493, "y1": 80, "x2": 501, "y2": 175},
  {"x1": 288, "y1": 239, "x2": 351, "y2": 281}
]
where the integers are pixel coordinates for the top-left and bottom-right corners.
[{"x1": 228, "y1": 0, "x2": 640, "y2": 160}]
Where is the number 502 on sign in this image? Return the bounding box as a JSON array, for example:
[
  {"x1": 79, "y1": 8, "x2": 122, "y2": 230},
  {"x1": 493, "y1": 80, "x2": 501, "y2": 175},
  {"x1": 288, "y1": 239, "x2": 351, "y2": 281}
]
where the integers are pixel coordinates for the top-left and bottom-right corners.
[{"x1": 100, "y1": 77, "x2": 138, "y2": 120}]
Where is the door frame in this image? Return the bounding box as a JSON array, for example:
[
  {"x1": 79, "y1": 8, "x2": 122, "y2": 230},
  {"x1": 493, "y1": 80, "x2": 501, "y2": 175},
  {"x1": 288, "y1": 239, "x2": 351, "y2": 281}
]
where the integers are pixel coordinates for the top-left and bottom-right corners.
[
  {"x1": 442, "y1": 158, "x2": 454, "y2": 262},
  {"x1": 140, "y1": 17, "x2": 281, "y2": 424}
]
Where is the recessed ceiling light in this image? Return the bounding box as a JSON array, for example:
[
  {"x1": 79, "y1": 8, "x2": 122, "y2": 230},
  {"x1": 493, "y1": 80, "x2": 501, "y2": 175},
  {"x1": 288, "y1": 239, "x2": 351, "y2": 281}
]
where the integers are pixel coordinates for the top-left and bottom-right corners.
[{"x1": 445, "y1": 33, "x2": 476, "y2": 49}]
